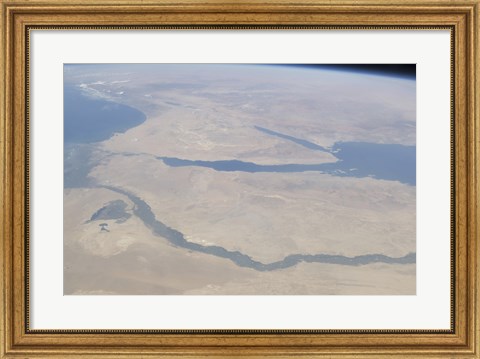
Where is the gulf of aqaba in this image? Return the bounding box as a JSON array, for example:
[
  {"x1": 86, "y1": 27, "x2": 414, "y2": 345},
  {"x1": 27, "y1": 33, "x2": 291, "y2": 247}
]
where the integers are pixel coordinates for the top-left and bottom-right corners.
[{"x1": 63, "y1": 64, "x2": 416, "y2": 295}]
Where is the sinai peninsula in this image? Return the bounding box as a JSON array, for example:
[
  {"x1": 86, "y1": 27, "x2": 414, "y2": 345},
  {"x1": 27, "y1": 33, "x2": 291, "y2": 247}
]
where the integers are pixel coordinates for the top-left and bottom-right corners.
[{"x1": 64, "y1": 64, "x2": 416, "y2": 295}]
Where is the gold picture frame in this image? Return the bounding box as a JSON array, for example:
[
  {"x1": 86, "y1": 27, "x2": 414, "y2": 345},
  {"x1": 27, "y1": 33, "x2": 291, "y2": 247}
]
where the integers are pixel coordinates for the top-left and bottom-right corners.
[{"x1": 1, "y1": 0, "x2": 479, "y2": 357}]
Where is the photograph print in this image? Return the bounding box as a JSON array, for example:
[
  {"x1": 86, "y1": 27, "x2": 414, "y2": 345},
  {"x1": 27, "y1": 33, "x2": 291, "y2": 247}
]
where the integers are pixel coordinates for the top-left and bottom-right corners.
[{"x1": 63, "y1": 64, "x2": 416, "y2": 295}]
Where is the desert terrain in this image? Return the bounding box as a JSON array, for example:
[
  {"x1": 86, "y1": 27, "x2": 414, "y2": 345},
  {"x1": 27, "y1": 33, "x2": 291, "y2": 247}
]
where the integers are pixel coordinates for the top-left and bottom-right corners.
[{"x1": 64, "y1": 64, "x2": 416, "y2": 294}]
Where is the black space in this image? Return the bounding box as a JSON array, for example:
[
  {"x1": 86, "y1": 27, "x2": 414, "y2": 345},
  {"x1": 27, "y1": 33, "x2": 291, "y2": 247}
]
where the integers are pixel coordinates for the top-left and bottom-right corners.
[{"x1": 273, "y1": 64, "x2": 416, "y2": 80}]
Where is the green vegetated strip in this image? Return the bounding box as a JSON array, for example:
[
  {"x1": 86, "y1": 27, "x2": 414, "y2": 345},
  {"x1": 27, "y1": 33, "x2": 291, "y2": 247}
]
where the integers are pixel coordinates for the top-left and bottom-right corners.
[{"x1": 101, "y1": 185, "x2": 415, "y2": 272}]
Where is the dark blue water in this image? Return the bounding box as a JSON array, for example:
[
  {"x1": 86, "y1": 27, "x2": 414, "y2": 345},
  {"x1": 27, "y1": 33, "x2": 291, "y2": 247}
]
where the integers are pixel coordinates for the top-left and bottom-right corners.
[
  {"x1": 254, "y1": 126, "x2": 330, "y2": 152},
  {"x1": 158, "y1": 140, "x2": 415, "y2": 186},
  {"x1": 102, "y1": 184, "x2": 415, "y2": 271},
  {"x1": 64, "y1": 77, "x2": 416, "y2": 272},
  {"x1": 254, "y1": 126, "x2": 415, "y2": 185},
  {"x1": 87, "y1": 199, "x2": 131, "y2": 224},
  {"x1": 64, "y1": 85, "x2": 146, "y2": 143},
  {"x1": 325, "y1": 141, "x2": 415, "y2": 185}
]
